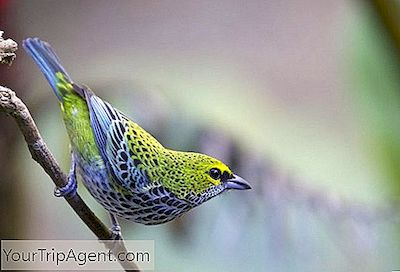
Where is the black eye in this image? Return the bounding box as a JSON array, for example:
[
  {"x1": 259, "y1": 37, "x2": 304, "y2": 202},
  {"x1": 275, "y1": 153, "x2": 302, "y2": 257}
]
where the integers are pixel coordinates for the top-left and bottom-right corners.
[
  {"x1": 221, "y1": 171, "x2": 230, "y2": 181},
  {"x1": 209, "y1": 168, "x2": 221, "y2": 180}
]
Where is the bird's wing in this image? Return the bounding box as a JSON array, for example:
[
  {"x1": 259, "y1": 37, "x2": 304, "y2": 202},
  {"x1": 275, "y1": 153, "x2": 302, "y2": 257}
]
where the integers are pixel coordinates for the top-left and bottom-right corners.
[{"x1": 84, "y1": 89, "x2": 153, "y2": 191}]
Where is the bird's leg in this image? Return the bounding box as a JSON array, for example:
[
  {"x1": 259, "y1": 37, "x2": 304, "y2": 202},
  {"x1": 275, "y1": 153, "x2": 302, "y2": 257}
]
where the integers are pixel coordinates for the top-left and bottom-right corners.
[
  {"x1": 109, "y1": 213, "x2": 123, "y2": 240},
  {"x1": 54, "y1": 153, "x2": 77, "y2": 198}
]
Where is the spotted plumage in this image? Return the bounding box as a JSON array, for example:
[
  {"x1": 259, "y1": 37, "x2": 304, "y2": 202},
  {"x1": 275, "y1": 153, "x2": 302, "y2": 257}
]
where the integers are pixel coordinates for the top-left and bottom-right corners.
[{"x1": 23, "y1": 38, "x2": 251, "y2": 225}]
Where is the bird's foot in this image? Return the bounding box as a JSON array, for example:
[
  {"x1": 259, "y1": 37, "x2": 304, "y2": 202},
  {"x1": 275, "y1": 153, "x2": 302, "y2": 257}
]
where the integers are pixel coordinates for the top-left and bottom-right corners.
[
  {"x1": 54, "y1": 154, "x2": 77, "y2": 198},
  {"x1": 100, "y1": 214, "x2": 125, "y2": 254},
  {"x1": 110, "y1": 224, "x2": 123, "y2": 241},
  {"x1": 109, "y1": 213, "x2": 123, "y2": 240},
  {"x1": 99, "y1": 214, "x2": 123, "y2": 244},
  {"x1": 54, "y1": 173, "x2": 77, "y2": 198}
]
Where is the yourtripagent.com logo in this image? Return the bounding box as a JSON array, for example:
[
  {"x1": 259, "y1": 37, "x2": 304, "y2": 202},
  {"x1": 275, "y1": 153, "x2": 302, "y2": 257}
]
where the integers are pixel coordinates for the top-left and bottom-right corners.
[{"x1": 1, "y1": 240, "x2": 154, "y2": 270}]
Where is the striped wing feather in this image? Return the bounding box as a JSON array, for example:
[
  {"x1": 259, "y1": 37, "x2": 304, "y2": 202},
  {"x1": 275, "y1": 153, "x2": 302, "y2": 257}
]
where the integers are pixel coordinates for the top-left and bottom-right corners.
[{"x1": 85, "y1": 89, "x2": 150, "y2": 191}]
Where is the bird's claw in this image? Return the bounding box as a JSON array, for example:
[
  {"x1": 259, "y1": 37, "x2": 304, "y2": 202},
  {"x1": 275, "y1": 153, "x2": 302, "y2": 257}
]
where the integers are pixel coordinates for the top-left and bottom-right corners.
[
  {"x1": 110, "y1": 224, "x2": 123, "y2": 241},
  {"x1": 99, "y1": 224, "x2": 124, "y2": 254},
  {"x1": 54, "y1": 153, "x2": 77, "y2": 198},
  {"x1": 54, "y1": 174, "x2": 77, "y2": 198}
]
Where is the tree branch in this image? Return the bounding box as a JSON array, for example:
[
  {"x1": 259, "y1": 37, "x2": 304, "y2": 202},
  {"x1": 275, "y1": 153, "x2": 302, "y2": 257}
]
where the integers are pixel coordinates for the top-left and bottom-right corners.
[
  {"x1": 0, "y1": 85, "x2": 140, "y2": 272},
  {"x1": 0, "y1": 31, "x2": 17, "y2": 65}
]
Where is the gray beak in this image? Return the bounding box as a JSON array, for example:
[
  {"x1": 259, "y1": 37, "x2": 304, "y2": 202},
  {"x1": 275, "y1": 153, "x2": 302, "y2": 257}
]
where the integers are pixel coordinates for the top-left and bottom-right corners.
[{"x1": 225, "y1": 174, "x2": 251, "y2": 190}]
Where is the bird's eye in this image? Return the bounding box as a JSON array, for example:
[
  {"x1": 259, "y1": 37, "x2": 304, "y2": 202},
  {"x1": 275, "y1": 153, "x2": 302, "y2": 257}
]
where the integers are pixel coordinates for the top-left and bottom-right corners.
[
  {"x1": 221, "y1": 171, "x2": 230, "y2": 181},
  {"x1": 209, "y1": 168, "x2": 221, "y2": 180}
]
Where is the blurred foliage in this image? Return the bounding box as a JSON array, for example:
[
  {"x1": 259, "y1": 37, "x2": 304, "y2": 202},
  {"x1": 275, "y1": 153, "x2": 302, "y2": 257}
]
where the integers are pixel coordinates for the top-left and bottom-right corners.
[{"x1": 347, "y1": 1, "x2": 400, "y2": 201}]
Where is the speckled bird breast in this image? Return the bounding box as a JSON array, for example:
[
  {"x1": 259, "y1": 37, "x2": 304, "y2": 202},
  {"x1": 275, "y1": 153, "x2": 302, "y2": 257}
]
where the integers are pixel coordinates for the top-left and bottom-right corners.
[{"x1": 74, "y1": 152, "x2": 192, "y2": 225}]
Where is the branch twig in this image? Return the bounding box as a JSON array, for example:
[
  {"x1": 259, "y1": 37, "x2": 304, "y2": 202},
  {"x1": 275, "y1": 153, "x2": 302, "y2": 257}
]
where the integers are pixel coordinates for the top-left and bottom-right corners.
[
  {"x1": 0, "y1": 86, "x2": 140, "y2": 271},
  {"x1": 0, "y1": 31, "x2": 17, "y2": 65}
]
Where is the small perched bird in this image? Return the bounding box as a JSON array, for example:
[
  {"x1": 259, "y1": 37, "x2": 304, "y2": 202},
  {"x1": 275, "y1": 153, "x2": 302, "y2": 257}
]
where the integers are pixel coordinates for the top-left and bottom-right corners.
[{"x1": 23, "y1": 38, "x2": 250, "y2": 231}]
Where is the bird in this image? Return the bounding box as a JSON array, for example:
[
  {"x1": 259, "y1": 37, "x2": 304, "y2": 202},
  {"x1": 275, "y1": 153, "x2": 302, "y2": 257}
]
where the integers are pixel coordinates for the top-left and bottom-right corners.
[{"x1": 23, "y1": 38, "x2": 251, "y2": 233}]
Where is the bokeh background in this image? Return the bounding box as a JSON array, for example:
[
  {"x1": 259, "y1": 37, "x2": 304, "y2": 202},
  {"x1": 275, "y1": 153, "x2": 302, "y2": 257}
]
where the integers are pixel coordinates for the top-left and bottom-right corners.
[{"x1": 1, "y1": 0, "x2": 400, "y2": 271}]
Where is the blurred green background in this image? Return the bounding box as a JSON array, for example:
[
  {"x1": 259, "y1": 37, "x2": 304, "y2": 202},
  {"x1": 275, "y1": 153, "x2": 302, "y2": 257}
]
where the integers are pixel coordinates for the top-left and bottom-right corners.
[{"x1": 0, "y1": 1, "x2": 399, "y2": 271}]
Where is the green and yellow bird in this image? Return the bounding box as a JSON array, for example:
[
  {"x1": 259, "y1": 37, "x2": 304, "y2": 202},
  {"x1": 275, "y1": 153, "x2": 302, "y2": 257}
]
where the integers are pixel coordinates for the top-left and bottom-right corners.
[{"x1": 23, "y1": 38, "x2": 250, "y2": 231}]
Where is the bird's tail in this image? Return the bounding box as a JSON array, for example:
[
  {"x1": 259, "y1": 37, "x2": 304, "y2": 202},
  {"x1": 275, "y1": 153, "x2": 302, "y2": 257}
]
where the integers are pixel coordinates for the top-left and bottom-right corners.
[{"x1": 23, "y1": 38, "x2": 76, "y2": 102}]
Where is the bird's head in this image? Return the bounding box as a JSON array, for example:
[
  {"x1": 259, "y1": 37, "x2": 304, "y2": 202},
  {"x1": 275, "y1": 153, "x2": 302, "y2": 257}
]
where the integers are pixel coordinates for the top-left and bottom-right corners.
[{"x1": 165, "y1": 151, "x2": 251, "y2": 205}]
